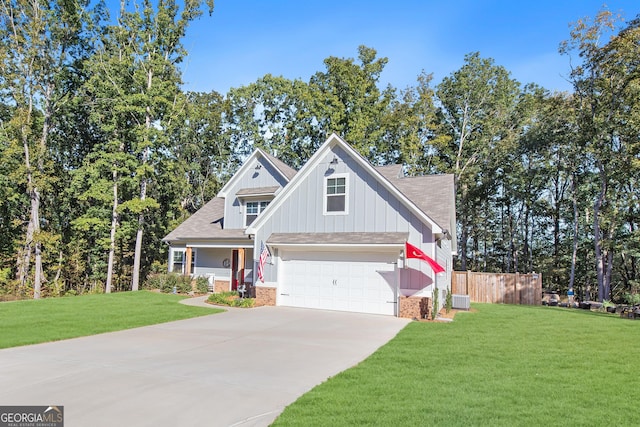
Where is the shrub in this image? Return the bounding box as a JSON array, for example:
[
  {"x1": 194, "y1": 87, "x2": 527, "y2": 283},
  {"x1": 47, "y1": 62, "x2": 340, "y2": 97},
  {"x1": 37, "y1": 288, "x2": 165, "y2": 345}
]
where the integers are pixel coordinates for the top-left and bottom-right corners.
[
  {"x1": 600, "y1": 300, "x2": 616, "y2": 312},
  {"x1": 207, "y1": 291, "x2": 238, "y2": 305},
  {"x1": 625, "y1": 293, "x2": 640, "y2": 305},
  {"x1": 232, "y1": 297, "x2": 255, "y2": 308},
  {"x1": 143, "y1": 273, "x2": 163, "y2": 290},
  {"x1": 0, "y1": 268, "x2": 19, "y2": 296},
  {"x1": 144, "y1": 273, "x2": 192, "y2": 293},
  {"x1": 207, "y1": 291, "x2": 254, "y2": 307},
  {"x1": 445, "y1": 289, "x2": 453, "y2": 313},
  {"x1": 195, "y1": 276, "x2": 210, "y2": 294},
  {"x1": 431, "y1": 287, "x2": 439, "y2": 320},
  {"x1": 148, "y1": 260, "x2": 167, "y2": 274}
]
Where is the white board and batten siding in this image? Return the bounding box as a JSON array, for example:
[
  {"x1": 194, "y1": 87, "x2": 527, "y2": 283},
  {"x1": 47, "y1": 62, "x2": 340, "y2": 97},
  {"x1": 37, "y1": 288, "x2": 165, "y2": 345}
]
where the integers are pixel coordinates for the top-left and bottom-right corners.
[
  {"x1": 254, "y1": 145, "x2": 445, "y2": 315},
  {"x1": 222, "y1": 155, "x2": 288, "y2": 230}
]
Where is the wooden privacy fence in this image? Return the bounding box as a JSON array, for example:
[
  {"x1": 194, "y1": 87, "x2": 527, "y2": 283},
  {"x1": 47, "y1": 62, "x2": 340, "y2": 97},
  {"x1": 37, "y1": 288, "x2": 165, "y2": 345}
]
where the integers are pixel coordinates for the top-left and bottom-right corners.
[{"x1": 452, "y1": 271, "x2": 542, "y2": 305}]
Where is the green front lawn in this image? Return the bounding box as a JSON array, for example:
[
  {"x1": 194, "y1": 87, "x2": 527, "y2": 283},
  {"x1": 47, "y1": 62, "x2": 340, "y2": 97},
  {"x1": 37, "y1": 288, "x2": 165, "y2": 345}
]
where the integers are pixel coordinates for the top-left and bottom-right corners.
[
  {"x1": 0, "y1": 291, "x2": 222, "y2": 349},
  {"x1": 274, "y1": 304, "x2": 640, "y2": 426}
]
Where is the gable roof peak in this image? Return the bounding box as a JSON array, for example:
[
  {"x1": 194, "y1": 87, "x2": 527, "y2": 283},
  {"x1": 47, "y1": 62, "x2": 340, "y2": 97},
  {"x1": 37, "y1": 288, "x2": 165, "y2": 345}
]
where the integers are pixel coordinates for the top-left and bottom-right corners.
[
  {"x1": 217, "y1": 146, "x2": 297, "y2": 198},
  {"x1": 256, "y1": 148, "x2": 297, "y2": 181},
  {"x1": 246, "y1": 133, "x2": 445, "y2": 235}
]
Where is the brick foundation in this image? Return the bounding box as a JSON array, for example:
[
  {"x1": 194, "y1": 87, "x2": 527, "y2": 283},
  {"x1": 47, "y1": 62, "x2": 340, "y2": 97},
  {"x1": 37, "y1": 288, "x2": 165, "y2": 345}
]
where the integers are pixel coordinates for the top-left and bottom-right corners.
[
  {"x1": 255, "y1": 287, "x2": 277, "y2": 307},
  {"x1": 399, "y1": 296, "x2": 431, "y2": 319},
  {"x1": 214, "y1": 280, "x2": 230, "y2": 293}
]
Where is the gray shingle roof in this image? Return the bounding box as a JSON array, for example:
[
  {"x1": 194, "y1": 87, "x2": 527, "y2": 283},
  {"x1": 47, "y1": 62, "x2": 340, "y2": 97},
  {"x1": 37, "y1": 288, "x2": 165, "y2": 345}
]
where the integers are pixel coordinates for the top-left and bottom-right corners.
[
  {"x1": 267, "y1": 232, "x2": 409, "y2": 245},
  {"x1": 375, "y1": 164, "x2": 403, "y2": 181},
  {"x1": 385, "y1": 174, "x2": 456, "y2": 232},
  {"x1": 261, "y1": 150, "x2": 297, "y2": 181},
  {"x1": 162, "y1": 198, "x2": 246, "y2": 242},
  {"x1": 236, "y1": 186, "x2": 280, "y2": 197}
]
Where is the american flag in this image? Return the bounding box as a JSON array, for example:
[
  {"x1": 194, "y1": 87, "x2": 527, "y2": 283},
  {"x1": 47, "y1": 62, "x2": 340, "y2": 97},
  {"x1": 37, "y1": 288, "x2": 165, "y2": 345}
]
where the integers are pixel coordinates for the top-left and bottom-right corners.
[{"x1": 257, "y1": 241, "x2": 270, "y2": 283}]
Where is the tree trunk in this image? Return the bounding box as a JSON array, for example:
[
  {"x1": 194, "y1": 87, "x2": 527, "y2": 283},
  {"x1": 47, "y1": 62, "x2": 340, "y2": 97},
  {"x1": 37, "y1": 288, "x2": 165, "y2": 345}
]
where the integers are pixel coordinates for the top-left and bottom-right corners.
[
  {"x1": 594, "y1": 169, "x2": 607, "y2": 302},
  {"x1": 523, "y1": 200, "x2": 531, "y2": 273},
  {"x1": 16, "y1": 93, "x2": 44, "y2": 298},
  {"x1": 507, "y1": 201, "x2": 515, "y2": 273},
  {"x1": 106, "y1": 170, "x2": 118, "y2": 293},
  {"x1": 131, "y1": 66, "x2": 154, "y2": 292},
  {"x1": 459, "y1": 220, "x2": 468, "y2": 271},
  {"x1": 568, "y1": 174, "x2": 579, "y2": 292},
  {"x1": 131, "y1": 153, "x2": 148, "y2": 292},
  {"x1": 34, "y1": 241, "x2": 43, "y2": 299},
  {"x1": 604, "y1": 248, "x2": 613, "y2": 300},
  {"x1": 32, "y1": 87, "x2": 53, "y2": 299},
  {"x1": 553, "y1": 181, "x2": 561, "y2": 285}
]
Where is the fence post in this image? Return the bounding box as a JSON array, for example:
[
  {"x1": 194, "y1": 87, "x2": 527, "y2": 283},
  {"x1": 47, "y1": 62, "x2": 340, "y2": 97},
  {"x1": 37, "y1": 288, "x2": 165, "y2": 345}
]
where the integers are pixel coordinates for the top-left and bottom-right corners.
[{"x1": 466, "y1": 270, "x2": 470, "y2": 295}]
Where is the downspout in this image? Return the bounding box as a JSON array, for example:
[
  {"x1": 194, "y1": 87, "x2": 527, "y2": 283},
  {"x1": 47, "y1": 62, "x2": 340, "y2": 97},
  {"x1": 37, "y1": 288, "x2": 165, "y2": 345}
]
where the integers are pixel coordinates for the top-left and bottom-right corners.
[
  {"x1": 396, "y1": 263, "x2": 400, "y2": 317},
  {"x1": 396, "y1": 248, "x2": 404, "y2": 318}
]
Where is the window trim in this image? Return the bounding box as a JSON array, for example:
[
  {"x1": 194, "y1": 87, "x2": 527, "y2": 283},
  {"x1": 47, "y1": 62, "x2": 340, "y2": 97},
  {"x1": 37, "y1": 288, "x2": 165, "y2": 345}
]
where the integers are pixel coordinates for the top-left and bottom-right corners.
[
  {"x1": 170, "y1": 248, "x2": 195, "y2": 274},
  {"x1": 323, "y1": 173, "x2": 349, "y2": 215},
  {"x1": 244, "y1": 200, "x2": 270, "y2": 227}
]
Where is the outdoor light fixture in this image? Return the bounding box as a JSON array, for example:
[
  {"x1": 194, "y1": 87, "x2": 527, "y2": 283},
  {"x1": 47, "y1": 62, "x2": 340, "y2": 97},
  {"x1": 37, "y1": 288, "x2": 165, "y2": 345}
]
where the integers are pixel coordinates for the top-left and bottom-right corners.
[
  {"x1": 255, "y1": 164, "x2": 262, "y2": 170},
  {"x1": 330, "y1": 156, "x2": 338, "y2": 164}
]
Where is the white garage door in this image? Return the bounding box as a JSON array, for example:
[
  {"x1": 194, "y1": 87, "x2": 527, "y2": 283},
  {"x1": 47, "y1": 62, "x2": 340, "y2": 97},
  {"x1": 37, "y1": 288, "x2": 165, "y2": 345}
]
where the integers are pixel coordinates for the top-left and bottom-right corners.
[{"x1": 279, "y1": 250, "x2": 398, "y2": 315}]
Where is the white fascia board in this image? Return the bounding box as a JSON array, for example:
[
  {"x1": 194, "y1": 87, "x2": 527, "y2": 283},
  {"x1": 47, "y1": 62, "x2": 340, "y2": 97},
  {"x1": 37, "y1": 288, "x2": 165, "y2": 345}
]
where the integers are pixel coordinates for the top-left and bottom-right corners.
[{"x1": 186, "y1": 242, "x2": 254, "y2": 249}]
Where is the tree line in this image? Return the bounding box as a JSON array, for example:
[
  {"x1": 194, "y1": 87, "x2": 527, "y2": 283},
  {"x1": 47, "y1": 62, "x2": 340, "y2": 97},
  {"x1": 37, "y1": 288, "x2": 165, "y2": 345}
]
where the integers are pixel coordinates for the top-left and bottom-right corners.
[{"x1": 1, "y1": 2, "x2": 638, "y2": 303}]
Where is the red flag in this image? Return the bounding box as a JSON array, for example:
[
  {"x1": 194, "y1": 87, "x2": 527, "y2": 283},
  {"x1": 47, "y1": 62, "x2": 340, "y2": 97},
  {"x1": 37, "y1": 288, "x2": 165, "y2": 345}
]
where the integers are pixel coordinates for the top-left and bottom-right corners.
[{"x1": 405, "y1": 242, "x2": 445, "y2": 274}]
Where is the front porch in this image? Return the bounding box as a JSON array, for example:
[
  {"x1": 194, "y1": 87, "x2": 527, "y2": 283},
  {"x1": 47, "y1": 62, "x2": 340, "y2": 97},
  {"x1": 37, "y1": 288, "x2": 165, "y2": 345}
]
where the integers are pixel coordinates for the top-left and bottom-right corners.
[{"x1": 169, "y1": 245, "x2": 254, "y2": 293}]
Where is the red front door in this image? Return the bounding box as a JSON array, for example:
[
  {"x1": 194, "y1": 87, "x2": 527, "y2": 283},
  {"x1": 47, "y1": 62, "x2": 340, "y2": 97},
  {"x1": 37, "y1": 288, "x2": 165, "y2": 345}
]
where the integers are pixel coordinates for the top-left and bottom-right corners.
[{"x1": 231, "y1": 250, "x2": 239, "y2": 291}]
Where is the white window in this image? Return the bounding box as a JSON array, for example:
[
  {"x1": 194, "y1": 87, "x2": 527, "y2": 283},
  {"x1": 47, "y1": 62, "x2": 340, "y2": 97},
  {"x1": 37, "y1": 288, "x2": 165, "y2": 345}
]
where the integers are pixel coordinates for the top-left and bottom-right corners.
[
  {"x1": 324, "y1": 174, "x2": 348, "y2": 214},
  {"x1": 171, "y1": 249, "x2": 195, "y2": 274},
  {"x1": 245, "y1": 201, "x2": 270, "y2": 226}
]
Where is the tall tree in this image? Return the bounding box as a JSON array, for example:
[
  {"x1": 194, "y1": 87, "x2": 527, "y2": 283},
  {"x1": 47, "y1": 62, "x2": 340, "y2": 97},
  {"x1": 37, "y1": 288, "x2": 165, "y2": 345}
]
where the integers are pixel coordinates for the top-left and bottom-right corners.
[
  {"x1": 386, "y1": 71, "x2": 444, "y2": 175},
  {"x1": 165, "y1": 90, "x2": 231, "y2": 216},
  {"x1": 226, "y1": 46, "x2": 397, "y2": 168},
  {"x1": 0, "y1": 0, "x2": 99, "y2": 298},
  {"x1": 309, "y1": 45, "x2": 396, "y2": 164},
  {"x1": 226, "y1": 74, "x2": 312, "y2": 167},
  {"x1": 434, "y1": 52, "x2": 522, "y2": 271},
  {"x1": 83, "y1": 0, "x2": 214, "y2": 291},
  {"x1": 561, "y1": 9, "x2": 640, "y2": 301},
  {"x1": 129, "y1": 0, "x2": 213, "y2": 291}
]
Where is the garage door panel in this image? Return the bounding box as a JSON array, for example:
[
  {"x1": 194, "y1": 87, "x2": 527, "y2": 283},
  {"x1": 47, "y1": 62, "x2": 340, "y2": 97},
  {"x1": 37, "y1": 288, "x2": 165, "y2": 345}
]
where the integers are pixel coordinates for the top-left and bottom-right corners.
[
  {"x1": 334, "y1": 286, "x2": 349, "y2": 299},
  {"x1": 350, "y1": 287, "x2": 364, "y2": 298},
  {"x1": 280, "y1": 250, "x2": 397, "y2": 316}
]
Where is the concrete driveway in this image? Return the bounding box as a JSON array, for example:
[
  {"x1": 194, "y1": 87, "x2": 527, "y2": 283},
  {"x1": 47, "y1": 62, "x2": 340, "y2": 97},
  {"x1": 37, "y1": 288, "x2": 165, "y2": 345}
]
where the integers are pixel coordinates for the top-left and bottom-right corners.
[{"x1": 0, "y1": 303, "x2": 409, "y2": 427}]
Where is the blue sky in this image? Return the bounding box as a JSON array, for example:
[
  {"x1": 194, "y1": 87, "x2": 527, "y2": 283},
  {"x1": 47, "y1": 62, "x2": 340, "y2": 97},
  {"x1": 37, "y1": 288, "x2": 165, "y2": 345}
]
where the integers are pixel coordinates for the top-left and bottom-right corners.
[{"x1": 175, "y1": 1, "x2": 638, "y2": 94}]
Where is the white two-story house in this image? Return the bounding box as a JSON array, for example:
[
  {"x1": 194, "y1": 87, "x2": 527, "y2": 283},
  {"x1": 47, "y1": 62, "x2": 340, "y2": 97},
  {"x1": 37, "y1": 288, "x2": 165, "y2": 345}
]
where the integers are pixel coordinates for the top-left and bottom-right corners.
[{"x1": 163, "y1": 134, "x2": 456, "y2": 318}]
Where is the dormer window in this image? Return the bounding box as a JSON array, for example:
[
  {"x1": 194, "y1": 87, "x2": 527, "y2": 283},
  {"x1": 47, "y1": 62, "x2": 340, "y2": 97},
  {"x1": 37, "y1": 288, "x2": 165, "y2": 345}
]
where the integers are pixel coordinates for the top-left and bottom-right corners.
[
  {"x1": 324, "y1": 174, "x2": 348, "y2": 214},
  {"x1": 245, "y1": 201, "x2": 270, "y2": 226}
]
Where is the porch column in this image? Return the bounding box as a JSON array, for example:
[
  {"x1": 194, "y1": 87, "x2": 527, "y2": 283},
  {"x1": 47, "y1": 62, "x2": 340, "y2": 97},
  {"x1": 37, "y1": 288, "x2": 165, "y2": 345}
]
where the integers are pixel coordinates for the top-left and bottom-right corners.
[{"x1": 185, "y1": 247, "x2": 192, "y2": 276}]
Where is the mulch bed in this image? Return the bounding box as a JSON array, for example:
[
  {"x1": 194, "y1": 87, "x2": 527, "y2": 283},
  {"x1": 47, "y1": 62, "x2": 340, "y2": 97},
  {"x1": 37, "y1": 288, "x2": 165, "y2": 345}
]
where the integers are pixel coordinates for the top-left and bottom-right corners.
[{"x1": 415, "y1": 307, "x2": 476, "y2": 322}]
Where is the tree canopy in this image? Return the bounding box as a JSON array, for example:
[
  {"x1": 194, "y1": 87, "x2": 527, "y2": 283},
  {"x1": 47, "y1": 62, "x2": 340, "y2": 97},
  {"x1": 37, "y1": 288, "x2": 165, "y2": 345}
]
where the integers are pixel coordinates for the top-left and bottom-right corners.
[{"x1": 1, "y1": 3, "x2": 638, "y2": 304}]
